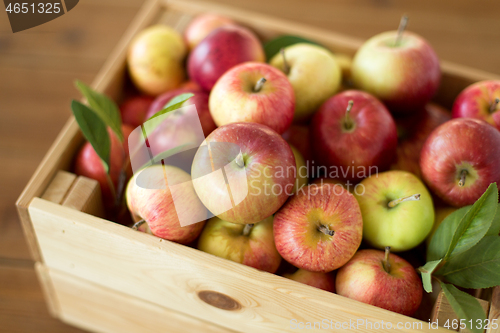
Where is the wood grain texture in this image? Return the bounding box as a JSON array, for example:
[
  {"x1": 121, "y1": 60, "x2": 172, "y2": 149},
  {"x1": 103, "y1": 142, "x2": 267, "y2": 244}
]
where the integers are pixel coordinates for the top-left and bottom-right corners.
[
  {"x1": 487, "y1": 287, "x2": 500, "y2": 333},
  {"x1": 29, "y1": 198, "x2": 450, "y2": 333},
  {"x1": 41, "y1": 171, "x2": 77, "y2": 204},
  {"x1": 432, "y1": 291, "x2": 490, "y2": 333},
  {"x1": 62, "y1": 176, "x2": 104, "y2": 218},
  {"x1": 45, "y1": 265, "x2": 236, "y2": 333},
  {"x1": 4, "y1": 0, "x2": 500, "y2": 332}
]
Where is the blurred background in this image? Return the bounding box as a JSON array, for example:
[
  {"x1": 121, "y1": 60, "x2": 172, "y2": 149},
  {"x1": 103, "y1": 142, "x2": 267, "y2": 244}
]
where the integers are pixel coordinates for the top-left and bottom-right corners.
[{"x1": 0, "y1": 0, "x2": 499, "y2": 331}]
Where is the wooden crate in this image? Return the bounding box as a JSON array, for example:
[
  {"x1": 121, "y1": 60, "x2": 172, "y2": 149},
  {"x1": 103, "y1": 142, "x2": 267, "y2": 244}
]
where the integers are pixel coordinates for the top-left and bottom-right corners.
[{"x1": 16, "y1": 0, "x2": 500, "y2": 332}]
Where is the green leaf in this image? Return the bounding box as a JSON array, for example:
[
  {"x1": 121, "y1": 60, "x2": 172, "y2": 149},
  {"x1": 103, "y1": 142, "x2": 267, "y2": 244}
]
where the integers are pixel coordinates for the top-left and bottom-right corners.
[
  {"x1": 444, "y1": 183, "x2": 498, "y2": 259},
  {"x1": 71, "y1": 100, "x2": 110, "y2": 173},
  {"x1": 437, "y1": 235, "x2": 500, "y2": 289},
  {"x1": 420, "y1": 259, "x2": 442, "y2": 293},
  {"x1": 440, "y1": 282, "x2": 486, "y2": 333},
  {"x1": 75, "y1": 80, "x2": 123, "y2": 142},
  {"x1": 486, "y1": 203, "x2": 500, "y2": 236},
  {"x1": 147, "y1": 93, "x2": 194, "y2": 121},
  {"x1": 263, "y1": 35, "x2": 321, "y2": 61},
  {"x1": 427, "y1": 206, "x2": 470, "y2": 262}
]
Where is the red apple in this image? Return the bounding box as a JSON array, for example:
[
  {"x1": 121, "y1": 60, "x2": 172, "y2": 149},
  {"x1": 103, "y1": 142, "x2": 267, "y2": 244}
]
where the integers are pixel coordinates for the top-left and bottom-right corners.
[
  {"x1": 119, "y1": 95, "x2": 154, "y2": 128},
  {"x1": 310, "y1": 90, "x2": 398, "y2": 182},
  {"x1": 184, "y1": 13, "x2": 235, "y2": 50},
  {"x1": 125, "y1": 164, "x2": 206, "y2": 244},
  {"x1": 197, "y1": 215, "x2": 281, "y2": 273},
  {"x1": 420, "y1": 118, "x2": 500, "y2": 207},
  {"x1": 179, "y1": 80, "x2": 201, "y2": 91},
  {"x1": 452, "y1": 80, "x2": 500, "y2": 130},
  {"x1": 191, "y1": 122, "x2": 296, "y2": 224},
  {"x1": 146, "y1": 88, "x2": 217, "y2": 137},
  {"x1": 336, "y1": 248, "x2": 423, "y2": 316},
  {"x1": 391, "y1": 103, "x2": 451, "y2": 178},
  {"x1": 283, "y1": 269, "x2": 336, "y2": 292},
  {"x1": 187, "y1": 25, "x2": 265, "y2": 91},
  {"x1": 282, "y1": 125, "x2": 312, "y2": 165},
  {"x1": 351, "y1": 28, "x2": 441, "y2": 114},
  {"x1": 75, "y1": 124, "x2": 133, "y2": 210},
  {"x1": 209, "y1": 62, "x2": 294, "y2": 134},
  {"x1": 274, "y1": 183, "x2": 363, "y2": 272}
]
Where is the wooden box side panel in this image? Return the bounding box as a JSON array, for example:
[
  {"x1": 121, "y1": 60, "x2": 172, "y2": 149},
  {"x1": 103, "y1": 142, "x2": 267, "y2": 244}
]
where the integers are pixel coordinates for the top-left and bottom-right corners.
[
  {"x1": 37, "y1": 264, "x2": 234, "y2": 333},
  {"x1": 28, "y1": 198, "x2": 449, "y2": 333}
]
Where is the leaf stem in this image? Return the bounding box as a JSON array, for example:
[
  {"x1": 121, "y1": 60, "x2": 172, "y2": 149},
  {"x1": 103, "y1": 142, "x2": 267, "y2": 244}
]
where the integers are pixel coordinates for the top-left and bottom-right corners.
[
  {"x1": 132, "y1": 219, "x2": 146, "y2": 231},
  {"x1": 382, "y1": 246, "x2": 392, "y2": 273},
  {"x1": 344, "y1": 100, "x2": 354, "y2": 130},
  {"x1": 242, "y1": 224, "x2": 254, "y2": 236},
  {"x1": 253, "y1": 78, "x2": 267, "y2": 92},
  {"x1": 458, "y1": 170, "x2": 467, "y2": 187},
  {"x1": 490, "y1": 98, "x2": 499, "y2": 113},
  {"x1": 318, "y1": 224, "x2": 335, "y2": 236}
]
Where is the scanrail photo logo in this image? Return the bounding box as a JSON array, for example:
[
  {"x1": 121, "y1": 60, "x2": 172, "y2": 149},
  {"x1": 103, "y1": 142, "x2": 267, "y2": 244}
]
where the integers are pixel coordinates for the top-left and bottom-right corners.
[{"x1": 3, "y1": 0, "x2": 78, "y2": 33}]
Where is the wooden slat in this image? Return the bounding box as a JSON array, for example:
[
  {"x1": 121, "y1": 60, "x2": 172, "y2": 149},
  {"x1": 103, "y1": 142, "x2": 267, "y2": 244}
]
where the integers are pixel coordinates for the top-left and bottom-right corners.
[
  {"x1": 487, "y1": 287, "x2": 500, "y2": 333},
  {"x1": 432, "y1": 291, "x2": 490, "y2": 333},
  {"x1": 45, "y1": 266, "x2": 235, "y2": 333},
  {"x1": 62, "y1": 176, "x2": 104, "y2": 218},
  {"x1": 28, "y1": 198, "x2": 450, "y2": 333},
  {"x1": 34, "y1": 263, "x2": 62, "y2": 318},
  {"x1": 41, "y1": 171, "x2": 77, "y2": 204}
]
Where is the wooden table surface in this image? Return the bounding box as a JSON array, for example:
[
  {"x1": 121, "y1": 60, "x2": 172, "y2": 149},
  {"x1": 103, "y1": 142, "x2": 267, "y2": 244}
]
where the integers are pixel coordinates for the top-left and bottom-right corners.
[{"x1": 1, "y1": 0, "x2": 499, "y2": 331}]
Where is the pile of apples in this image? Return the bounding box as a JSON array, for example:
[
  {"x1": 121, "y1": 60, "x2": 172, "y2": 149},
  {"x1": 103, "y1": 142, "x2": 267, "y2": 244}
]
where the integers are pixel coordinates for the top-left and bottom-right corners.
[{"x1": 74, "y1": 13, "x2": 500, "y2": 318}]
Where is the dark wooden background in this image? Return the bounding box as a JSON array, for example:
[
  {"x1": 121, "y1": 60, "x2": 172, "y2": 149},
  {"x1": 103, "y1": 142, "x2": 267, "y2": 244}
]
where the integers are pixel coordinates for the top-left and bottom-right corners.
[{"x1": 1, "y1": 0, "x2": 499, "y2": 331}]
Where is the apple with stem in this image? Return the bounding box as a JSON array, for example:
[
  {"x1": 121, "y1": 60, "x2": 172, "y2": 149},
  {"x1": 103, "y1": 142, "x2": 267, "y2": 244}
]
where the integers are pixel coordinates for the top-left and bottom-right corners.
[
  {"x1": 269, "y1": 43, "x2": 342, "y2": 122},
  {"x1": 184, "y1": 13, "x2": 235, "y2": 50},
  {"x1": 336, "y1": 247, "x2": 423, "y2": 316},
  {"x1": 451, "y1": 80, "x2": 500, "y2": 131},
  {"x1": 197, "y1": 215, "x2": 281, "y2": 273},
  {"x1": 191, "y1": 122, "x2": 296, "y2": 224},
  {"x1": 188, "y1": 25, "x2": 265, "y2": 91},
  {"x1": 274, "y1": 183, "x2": 363, "y2": 272},
  {"x1": 126, "y1": 164, "x2": 206, "y2": 244},
  {"x1": 283, "y1": 269, "x2": 336, "y2": 292},
  {"x1": 310, "y1": 90, "x2": 398, "y2": 182},
  {"x1": 354, "y1": 170, "x2": 434, "y2": 252},
  {"x1": 391, "y1": 103, "x2": 451, "y2": 178},
  {"x1": 351, "y1": 16, "x2": 440, "y2": 114},
  {"x1": 209, "y1": 62, "x2": 295, "y2": 134},
  {"x1": 420, "y1": 118, "x2": 500, "y2": 207}
]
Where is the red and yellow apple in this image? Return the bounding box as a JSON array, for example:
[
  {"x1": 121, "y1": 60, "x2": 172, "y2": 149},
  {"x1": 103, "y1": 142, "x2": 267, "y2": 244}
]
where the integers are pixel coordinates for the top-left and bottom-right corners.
[
  {"x1": 184, "y1": 13, "x2": 235, "y2": 50},
  {"x1": 209, "y1": 62, "x2": 295, "y2": 134},
  {"x1": 420, "y1": 118, "x2": 500, "y2": 207},
  {"x1": 336, "y1": 248, "x2": 423, "y2": 316},
  {"x1": 283, "y1": 269, "x2": 336, "y2": 292},
  {"x1": 274, "y1": 183, "x2": 363, "y2": 272},
  {"x1": 197, "y1": 215, "x2": 281, "y2": 273}
]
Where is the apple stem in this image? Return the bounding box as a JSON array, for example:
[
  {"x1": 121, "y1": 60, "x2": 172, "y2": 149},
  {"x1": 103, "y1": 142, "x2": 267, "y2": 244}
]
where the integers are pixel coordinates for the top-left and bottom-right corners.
[
  {"x1": 280, "y1": 48, "x2": 290, "y2": 75},
  {"x1": 388, "y1": 193, "x2": 421, "y2": 208},
  {"x1": 242, "y1": 224, "x2": 254, "y2": 236},
  {"x1": 458, "y1": 169, "x2": 467, "y2": 187},
  {"x1": 490, "y1": 98, "x2": 500, "y2": 113},
  {"x1": 395, "y1": 15, "x2": 409, "y2": 47},
  {"x1": 132, "y1": 219, "x2": 146, "y2": 231},
  {"x1": 235, "y1": 153, "x2": 245, "y2": 168},
  {"x1": 254, "y1": 78, "x2": 267, "y2": 92},
  {"x1": 344, "y1": 100, "x2": 355, "y2": 130},
  {"x1": 318, "y1": 224, "x2": 335, "y2": 237},
  {"x1": 382, "y1": 246, "x2": 392, "y2": 273}
]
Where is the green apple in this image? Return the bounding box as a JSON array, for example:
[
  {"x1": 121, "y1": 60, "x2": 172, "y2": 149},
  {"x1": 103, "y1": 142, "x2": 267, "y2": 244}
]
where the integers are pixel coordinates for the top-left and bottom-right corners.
[
  {"x1": 354, "y1": 170, "x2": 434, "y2": 251},
  {"x1": 269, "y1": 43, "x2": 342, "y2": 122},
  {"x1": 197, "y1": 215, "x2": 281, "y2": 273},
  {"x1": 290, "y1": 145, "x2": 308, "y2": 194}
]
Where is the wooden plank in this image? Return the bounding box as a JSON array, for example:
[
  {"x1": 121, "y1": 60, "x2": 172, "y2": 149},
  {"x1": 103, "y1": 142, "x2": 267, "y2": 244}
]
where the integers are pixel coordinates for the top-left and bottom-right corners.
[
  {"x1": 29, "y1": 198, "x2": 449, "y2": 333},
  {"x1": 45, "y1": 266, "x2": 235, "y2": 333},
  {"x1": 487, "y1": 287, "x2": 500, "y2": 333},
  {"x1": 41, "y1": 171, "x2": 77, "y2": 204},
  {"x1": 62, "y1": 176, "x2": 104, "y2": 218},
  {"x1": 432, "y1": 291, "x2": 490, "y2": 333},
  {"x1": 34, "y1": 263, "x2": 61, "y2": 318}
]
